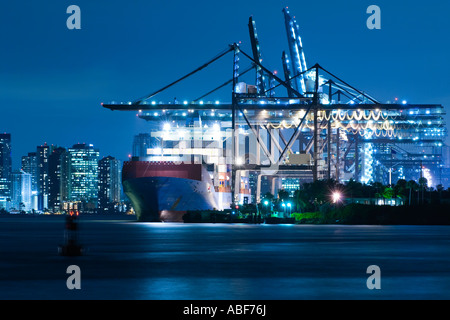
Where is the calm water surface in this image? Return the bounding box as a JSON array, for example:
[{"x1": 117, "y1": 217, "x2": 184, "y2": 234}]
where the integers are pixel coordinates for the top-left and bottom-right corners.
[{"x1": 0, "y1": 215, "x2": 449, "y2": 299}]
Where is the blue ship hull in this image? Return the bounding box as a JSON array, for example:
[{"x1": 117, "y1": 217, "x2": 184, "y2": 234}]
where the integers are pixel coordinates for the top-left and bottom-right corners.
[{"x1": 123, "y1": 176, "x2": 219, "y2": 222}]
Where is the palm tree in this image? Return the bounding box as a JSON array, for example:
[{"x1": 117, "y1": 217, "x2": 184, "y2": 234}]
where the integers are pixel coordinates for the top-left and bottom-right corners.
[
  {"x1": 371, "y1": 181, "x2": 384, "y2": 204},
  {"x1": 418, "y1": 177, "x2": 428, "y2": 205},
  {"x1": 406, "y1": 180, "x2": 418, "y2": 206},
  {"x1": 437, "y1": 184, "x2": 444, "y2": 204}
]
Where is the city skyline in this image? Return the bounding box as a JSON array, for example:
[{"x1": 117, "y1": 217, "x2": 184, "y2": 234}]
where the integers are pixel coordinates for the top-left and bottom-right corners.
[
  {"x1": 1, "y1": 1, "x2": 450, "y2": 170},
  {"x1": 0, "y1": 136, "x2": 124, "y2": 213}
]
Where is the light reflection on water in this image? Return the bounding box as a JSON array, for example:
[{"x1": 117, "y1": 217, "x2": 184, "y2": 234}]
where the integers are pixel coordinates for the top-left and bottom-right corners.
[{"x1": 0, "y1": 216, "x2": 450, "y2": 299}]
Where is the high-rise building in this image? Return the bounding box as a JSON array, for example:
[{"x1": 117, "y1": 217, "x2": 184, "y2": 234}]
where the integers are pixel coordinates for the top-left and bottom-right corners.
[
  {"x1": 22, "y1": 144, "x2": 87, "y2": 212},
  {"x1": 61, "y1": 144, "x2": 99, "y2": 208},
  {"x1": 48, "y1": 146, "x2": 66, "y2": 212},
  {"x1": 443, "y1": 145, "x2": 450, "y2": 168},
  {"x1": 281, "y1": 178, "x2": 300, "y2": 196},
  {"x1": 37, "y1": 143, "x2": 50, "y2": 210},
  {"x1": 98, "y1": 156, "x2": 121, "y2": 212},
  {"x1": 0, "y1": 133, "x2": 12, "y2": 198},
  {"x1": 21, "y1": 152, "x2": 38, "y2": 194},
  {"x1": 11, "y1": 170, "x2": 32, "y2": 212}
]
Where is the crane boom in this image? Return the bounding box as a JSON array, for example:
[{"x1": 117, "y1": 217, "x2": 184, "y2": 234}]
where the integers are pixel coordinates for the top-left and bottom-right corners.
[
  {"x1": 248, "y1": 16, "x2": 266, "y2": 96},
  {"x1": 282, "y1": 7, "x2": 307, "y2": 95},
  {"x1": 281, "y1": 51, "x2": 294, "y2": 98}
]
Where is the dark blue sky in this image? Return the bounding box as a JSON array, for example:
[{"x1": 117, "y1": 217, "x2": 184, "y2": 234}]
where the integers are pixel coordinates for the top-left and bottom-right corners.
[{"x1": 1, "y1": 0, "x2": 449, "y2": 168}]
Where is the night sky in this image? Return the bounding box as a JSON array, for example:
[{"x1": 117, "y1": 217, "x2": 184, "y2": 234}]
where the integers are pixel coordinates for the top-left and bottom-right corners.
[{"x1": 1, "y1": 0, "x2": 449, "y2": 169}]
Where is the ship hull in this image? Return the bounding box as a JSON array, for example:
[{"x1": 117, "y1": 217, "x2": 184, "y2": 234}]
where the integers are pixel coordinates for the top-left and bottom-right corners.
[{"x1": 123, "y1": 176, "x2": 218, "y2": 222}]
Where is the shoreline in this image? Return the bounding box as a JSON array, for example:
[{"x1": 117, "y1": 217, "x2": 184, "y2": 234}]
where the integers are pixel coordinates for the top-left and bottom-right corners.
[{"x1": 2, "y1": 202, "x2": 450, "y2": 226}]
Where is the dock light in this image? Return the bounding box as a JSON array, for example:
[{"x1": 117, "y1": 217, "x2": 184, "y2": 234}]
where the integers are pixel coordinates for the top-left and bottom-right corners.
[
  {"x1": 332, "y1": 192, "x2": 342, "y2": 204},
  {"x1": 263, "y1": 200, "x2": 269, "y2": 206},
  {"x1": 287, "y1": 202, "x2": 292, "y2": 214},
  {"x1": 402, "y1": 100, "x2": 407, "y2": 105},
  {"x1": 151, "y1": 101, "x2": 156, "y2": 105},
  {"x1": 163, "y1": 122, "x2": 171, "y2": 131},
  {"x1": 215, "y1": 100, "x2": 220, "y2": 105},
  {"x1": 282, "y1": 202, "x2": 287, "y2": 214},
  {"x1": 199, "y1": 100, "x2": 204, "y2": 105}
]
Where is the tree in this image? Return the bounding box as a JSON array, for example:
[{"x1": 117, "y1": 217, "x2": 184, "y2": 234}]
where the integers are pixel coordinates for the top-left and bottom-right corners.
[
  {"x1": 437, "y1": 184, "x2": 444, "y2": 204},
  {"x1": 261, "y1": 192, "x2": 274, "y2": 214},
  {"x1": 394, "y1": 179, "x2": 407, "y2": 200},
  {"x1": 262, "y1": 192, "x2": 274, "y2": 202},
  {"x1": 372, "y1": 181, "x2": 384, "y2": 204},
  {"x1": 346, "y1": 179, "x2": 365, "y2": 200},
  {"x1": 278, "y1": 189, "x2": 290, "y2": 201},
  {"x1": 418, "y1": 177, "x2": 428, "y2": 205},
  {"x1": 382, "y1": 187, "x2": 394, "y2": 205},
  {"x1": 406, "y1": 180, "x2": 418, "y2": 206}
]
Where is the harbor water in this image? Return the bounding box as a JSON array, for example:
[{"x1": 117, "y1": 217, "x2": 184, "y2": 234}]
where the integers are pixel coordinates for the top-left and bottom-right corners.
[{"x1": 1, "y1": 215, "x2": 450, "y2": 300}]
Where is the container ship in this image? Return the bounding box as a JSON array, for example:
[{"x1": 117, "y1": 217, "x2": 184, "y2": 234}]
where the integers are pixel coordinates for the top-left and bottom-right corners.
[{"x1": 123, "y1": 119, "x2": 251, "y2": 222}]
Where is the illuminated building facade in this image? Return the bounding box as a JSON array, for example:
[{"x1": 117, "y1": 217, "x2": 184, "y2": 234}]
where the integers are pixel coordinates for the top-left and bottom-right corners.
[
  {"x1": 0, "y1": 133, "x2": 12, "y2": 201},
  {"x1": 48, "y1": 146, "x2": 66, "y2": 212},
  {"x1": 281, "y1": 178, "x2": 300, "y2": 196},
  {"x1": 11, "y1": 170, "x2": 32, "y2": 212},
  {"x1": 21, "y1": 152, "x2": 38, "y2": 209},
  {"x1": 98, "y1": 155, "x2": 121, "y2": 212},
  {"x1": 37, "y1": 144, "x2": 50, "y2": 210},
  {"x1": 61, "y1": 143, "x2": 99, "y2": 207}
]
